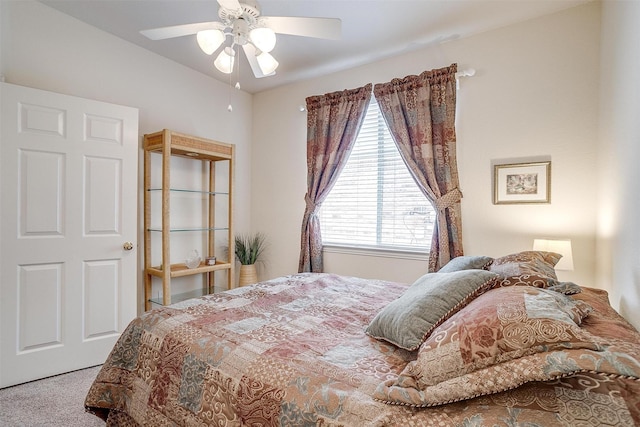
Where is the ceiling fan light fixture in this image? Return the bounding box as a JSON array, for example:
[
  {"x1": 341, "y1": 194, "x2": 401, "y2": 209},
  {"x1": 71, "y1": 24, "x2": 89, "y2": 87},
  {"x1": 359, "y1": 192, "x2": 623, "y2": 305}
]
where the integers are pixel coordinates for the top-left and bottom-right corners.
[
  {"x1": 141, "y1": 0, "x2": 342, "y2": 80},
  {"x1": 196, "y1": 29, "x2": 225, "y2": 55},
  {"x1": 256, "y1": 51, "x2": 279, "y2": 75},
  {"x1": 214, "y1": 46, "x2": 236, "y2": 74},
  {"x1": 249, "y1": 27, "x2": 276, "y2": 53}
]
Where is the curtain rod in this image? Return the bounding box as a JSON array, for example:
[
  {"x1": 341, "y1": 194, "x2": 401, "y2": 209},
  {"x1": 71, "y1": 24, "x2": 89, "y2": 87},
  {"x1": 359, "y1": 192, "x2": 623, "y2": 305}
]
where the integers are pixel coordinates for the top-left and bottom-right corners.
[
  {"x1": 455, "y1": 68, "x2": 475, "y2": 79},
  {"x1": 456, "y1": 68, "x2": 476, "y2": 79},
  {"x1": 455, "y1": 68, "x2": 475, "y2": 89},
  {"x1": 299, "y1": 68, "x2": 477, "y2": 111}
]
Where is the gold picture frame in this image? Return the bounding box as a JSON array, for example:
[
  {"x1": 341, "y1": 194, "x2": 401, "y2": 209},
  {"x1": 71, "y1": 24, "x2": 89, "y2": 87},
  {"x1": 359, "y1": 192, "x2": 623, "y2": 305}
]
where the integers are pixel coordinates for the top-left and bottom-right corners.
[{"x1": 493, "y1": 161, "x2": 551, "y2": 204}]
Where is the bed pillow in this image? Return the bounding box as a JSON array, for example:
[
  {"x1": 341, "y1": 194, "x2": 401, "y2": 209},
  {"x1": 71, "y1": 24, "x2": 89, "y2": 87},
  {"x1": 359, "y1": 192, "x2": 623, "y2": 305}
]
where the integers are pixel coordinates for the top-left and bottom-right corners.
[
  {"x1": 374, "y1": 286, "x2": 604, "y2": 407},
  {"x1": 437, "y1": 255, "x2": 494, "y2": 273},
  {"x1": 488, "y1": 250, "x2": 564, "y2": 290},
  {"x1": 365, "y1": 270, "x2": 499, "y2": 351}
]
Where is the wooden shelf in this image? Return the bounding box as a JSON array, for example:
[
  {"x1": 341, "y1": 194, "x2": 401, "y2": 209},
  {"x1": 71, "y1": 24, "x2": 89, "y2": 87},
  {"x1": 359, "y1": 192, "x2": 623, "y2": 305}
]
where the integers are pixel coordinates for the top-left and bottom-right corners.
[
  {"x1": 146, "y1": 261, "x2": 233, "y2": 278},
  {"x1": 146, "y1": 227, "x2": 229, "y2": 232},
  {"x1": 148, "y1": 288, "x2": 215, "y2": 307},
  {"x1": 147, "y1": 188, "x2": 230, "y2": 195},
  {"x1": 143, "y1": 130, "x2": 233, "y2": 162},
  {"x1": 143, "y1": 129, "x2": 235, "y2": 310}
]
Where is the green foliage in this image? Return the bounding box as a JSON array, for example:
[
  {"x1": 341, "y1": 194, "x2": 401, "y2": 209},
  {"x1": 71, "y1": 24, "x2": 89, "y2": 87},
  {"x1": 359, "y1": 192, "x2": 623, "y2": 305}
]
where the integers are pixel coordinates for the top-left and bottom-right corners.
[{"x1": 234, "y1": 233, "x2": 267, "y2": 265}]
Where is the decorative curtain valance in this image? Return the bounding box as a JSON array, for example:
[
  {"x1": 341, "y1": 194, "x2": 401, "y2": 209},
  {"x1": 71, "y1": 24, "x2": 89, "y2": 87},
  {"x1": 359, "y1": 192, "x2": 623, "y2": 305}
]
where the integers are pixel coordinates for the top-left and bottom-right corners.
[
  {"x1": 298, "y1": 84, "x2": 372, "y2": 273},
  {"x1": 373, "y1": 63, "x2": 464, "y2": 271}
]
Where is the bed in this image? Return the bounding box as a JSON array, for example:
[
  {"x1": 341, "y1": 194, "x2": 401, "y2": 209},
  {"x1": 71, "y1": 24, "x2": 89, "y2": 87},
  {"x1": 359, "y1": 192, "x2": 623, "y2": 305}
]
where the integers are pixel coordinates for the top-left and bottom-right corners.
[{"x1": 85, "y1": 251, "x2": 640, "y2": 426}]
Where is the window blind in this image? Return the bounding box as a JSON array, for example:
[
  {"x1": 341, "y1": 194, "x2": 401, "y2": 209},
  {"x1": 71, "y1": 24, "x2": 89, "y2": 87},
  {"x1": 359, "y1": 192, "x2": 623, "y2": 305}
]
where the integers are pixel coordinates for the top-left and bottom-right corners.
[{"x1": 319, "y1": 99, "x2": 435, "y2": 252}]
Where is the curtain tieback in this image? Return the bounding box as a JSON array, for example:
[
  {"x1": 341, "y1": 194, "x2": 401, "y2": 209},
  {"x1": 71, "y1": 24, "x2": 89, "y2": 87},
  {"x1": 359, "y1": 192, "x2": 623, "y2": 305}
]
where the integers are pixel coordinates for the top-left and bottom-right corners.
[
  {"x1": 434, "y1": 188, "x2": 463, "y2": 212},
  {"x1": 304, "y1": 194, "x2": 318, "y2": 213}
]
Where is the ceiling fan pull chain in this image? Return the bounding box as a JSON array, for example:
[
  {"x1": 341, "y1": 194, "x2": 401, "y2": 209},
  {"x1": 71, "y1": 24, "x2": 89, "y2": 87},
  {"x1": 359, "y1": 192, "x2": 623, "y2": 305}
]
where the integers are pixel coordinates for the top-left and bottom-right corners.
[
  {"x1": 227, "y1": 52, "x2": 233, "y2": 112},
  {"x1": 235, "y1": 49, "x2": 241, "y2": 90}
]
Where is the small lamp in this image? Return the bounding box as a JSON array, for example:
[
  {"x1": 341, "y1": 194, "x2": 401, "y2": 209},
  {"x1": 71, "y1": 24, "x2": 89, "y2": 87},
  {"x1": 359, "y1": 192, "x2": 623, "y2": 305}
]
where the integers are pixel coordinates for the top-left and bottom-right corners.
[{"x1": 533, "y1": 239, "x2": 574, "y2": 270}]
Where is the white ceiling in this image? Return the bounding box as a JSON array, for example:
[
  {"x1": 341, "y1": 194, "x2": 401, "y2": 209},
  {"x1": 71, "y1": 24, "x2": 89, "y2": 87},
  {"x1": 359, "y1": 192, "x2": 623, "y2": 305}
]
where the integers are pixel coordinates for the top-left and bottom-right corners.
[{"x1": 39, "y1": 0, "x2": 590, "y2": 94}]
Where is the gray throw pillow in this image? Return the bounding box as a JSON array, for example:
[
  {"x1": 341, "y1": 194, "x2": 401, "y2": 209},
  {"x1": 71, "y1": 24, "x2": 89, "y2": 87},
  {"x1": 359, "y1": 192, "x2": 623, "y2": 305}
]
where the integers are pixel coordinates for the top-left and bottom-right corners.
[
  {"x1": 437, "y1": 255, "x2": 494, "y2": 273},
  {"x1": 365, "y1": 270, "x2": 499, "y2": 350}
]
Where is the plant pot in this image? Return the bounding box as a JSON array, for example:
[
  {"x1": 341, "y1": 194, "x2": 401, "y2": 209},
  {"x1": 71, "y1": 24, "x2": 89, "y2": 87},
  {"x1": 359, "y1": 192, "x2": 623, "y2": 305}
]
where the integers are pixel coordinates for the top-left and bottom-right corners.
[{"x1": 239, "y1": 264, "x2": 258, "y2": 287}]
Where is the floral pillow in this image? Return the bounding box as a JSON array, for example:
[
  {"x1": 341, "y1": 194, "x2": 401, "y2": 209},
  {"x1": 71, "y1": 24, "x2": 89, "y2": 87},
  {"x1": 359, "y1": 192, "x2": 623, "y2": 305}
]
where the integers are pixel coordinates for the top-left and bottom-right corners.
[
  {"x1": 373, "y1": 286, "x2": 614, "y2": 407},
  {"x1": 487, "y1": 250, "x2": 570, "y2": 291}
]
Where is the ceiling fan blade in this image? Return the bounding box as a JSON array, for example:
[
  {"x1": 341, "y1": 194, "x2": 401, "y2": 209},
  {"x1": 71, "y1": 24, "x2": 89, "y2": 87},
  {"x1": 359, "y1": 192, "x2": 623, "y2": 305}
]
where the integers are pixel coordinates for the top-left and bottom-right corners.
[
  {"x1": 242, "y1": 44, "x2": 275, "y2": 79},
  {"x1": 140, "y1": 22, "x2": 224, "y2": 40},
  {"x1": 217, "y1": 0, "x2": 242, "y2": 12},
  {"x1": 260, "y1": 17, "x2": 341, "y2": 40}
]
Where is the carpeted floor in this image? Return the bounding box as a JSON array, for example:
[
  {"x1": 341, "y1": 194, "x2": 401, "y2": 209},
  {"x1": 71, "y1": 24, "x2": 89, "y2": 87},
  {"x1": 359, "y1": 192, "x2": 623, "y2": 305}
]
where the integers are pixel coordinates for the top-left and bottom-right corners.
[{"x1": 0, "y1": 365, "x2": 105, "y2": 426}]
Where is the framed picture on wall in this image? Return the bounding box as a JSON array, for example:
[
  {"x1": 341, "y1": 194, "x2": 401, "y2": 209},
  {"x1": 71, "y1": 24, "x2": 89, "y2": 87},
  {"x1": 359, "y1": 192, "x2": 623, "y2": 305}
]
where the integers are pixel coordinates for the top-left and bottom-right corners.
[{"x1": 493, "y1": 161, "x2": 551, "y2": 204}]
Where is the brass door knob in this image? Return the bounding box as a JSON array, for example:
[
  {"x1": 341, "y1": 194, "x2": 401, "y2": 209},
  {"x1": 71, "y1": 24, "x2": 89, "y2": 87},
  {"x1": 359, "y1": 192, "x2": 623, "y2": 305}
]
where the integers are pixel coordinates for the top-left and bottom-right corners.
[{"x1": 123, "y1": 242, "x2": 134, "y2": 251}]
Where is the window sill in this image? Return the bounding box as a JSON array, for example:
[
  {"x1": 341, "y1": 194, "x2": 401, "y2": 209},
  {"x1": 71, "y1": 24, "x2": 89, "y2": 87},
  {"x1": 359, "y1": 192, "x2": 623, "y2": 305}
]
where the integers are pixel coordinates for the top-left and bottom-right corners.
[{"x1": 322, "y1": 244, "x2": 429, "y2": 261}]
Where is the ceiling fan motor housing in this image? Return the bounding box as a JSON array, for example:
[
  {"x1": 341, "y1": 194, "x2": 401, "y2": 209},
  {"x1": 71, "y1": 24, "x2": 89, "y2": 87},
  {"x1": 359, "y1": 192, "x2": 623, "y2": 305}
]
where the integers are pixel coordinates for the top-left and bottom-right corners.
[
  {"x1": 232, "y1": 19, "x2": 249, "y2": 45},
  {"x1": 218, "y1": 0, "x2": 266, "y2": 46},
  {"x1": 219, "y1": 1, "x2": 261, "y2": 27}
]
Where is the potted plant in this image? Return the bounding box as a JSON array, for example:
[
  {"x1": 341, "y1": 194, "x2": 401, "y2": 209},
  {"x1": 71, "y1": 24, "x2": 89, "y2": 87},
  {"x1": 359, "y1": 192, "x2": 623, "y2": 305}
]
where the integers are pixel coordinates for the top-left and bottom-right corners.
[{"x1": 234, "y1": 232, "x2": 266, "y2": 286}]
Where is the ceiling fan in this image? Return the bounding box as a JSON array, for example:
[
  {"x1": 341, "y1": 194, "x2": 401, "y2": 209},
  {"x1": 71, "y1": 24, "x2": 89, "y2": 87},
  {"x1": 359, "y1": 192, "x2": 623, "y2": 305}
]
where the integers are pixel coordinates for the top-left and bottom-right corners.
[{"x1": 140, "y1": 0, "x2": 341, "y2": 79}]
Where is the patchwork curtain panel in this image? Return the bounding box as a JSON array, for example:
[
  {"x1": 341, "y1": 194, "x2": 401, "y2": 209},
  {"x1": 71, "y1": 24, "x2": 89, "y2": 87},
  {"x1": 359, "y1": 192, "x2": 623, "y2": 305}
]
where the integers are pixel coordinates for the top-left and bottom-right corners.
[
  {"x1": 299, "y1": 84, "x2": 372, "y2": 273},
  {"x1": 374, "y1": 63, "x2": 463, "y2": 271}
]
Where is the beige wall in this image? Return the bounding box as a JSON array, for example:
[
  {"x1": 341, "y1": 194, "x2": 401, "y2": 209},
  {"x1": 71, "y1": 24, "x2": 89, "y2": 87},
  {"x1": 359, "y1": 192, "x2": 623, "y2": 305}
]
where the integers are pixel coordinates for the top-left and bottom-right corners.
[
  {"x1": 252, "y1": 3, "x2": 601, "y2": 287},
  {"x1": 4, "y1": 1, "x2": 637, "y2": 330},
  {"x1": 1, "y1": 1, "x2": 254, "y2": 313},
  {"x1": 597, "y1": 0, "x2": 640, "y2": 329}
]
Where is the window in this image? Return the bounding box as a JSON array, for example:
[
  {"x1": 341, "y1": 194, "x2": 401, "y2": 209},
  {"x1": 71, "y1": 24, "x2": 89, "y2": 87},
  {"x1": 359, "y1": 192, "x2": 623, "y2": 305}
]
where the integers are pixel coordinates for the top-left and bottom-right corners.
[{"x1": 319, "y1": 99, "x2": 435, "y2": 252}]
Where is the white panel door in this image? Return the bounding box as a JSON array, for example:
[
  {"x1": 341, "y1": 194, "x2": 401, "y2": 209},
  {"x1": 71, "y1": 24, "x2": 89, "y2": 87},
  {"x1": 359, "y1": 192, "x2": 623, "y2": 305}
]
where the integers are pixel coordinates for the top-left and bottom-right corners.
[{"x1": 0, "y1": 82, "x2": 139, "y2": 387}]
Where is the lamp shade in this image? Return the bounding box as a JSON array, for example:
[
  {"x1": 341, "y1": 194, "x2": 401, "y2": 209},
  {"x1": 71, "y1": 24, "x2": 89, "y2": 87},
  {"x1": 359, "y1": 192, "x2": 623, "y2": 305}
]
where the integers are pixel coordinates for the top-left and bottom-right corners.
[
  {"x1": 533, "y1": 239, "x2": 574, "y2": 270},
  {"x1": 249, "y1": 27, "x2": 276, "y2": 53},
  {"x1": 256, "y1": 51, "x2": 279, "y2": 75},
  {"x1": 214, "y1": 47, "x2": 235, "y2": 74},
  {"x1": 196, "y1": 29, "x2": 225, "y2": 55}
]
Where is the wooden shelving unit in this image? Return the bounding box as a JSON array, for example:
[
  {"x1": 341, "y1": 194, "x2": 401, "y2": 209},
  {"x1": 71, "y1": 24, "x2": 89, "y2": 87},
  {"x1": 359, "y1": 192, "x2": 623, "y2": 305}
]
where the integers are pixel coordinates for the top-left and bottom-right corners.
[{"x1": 143, "y1": 129, "x2": 234, "y2": 310}]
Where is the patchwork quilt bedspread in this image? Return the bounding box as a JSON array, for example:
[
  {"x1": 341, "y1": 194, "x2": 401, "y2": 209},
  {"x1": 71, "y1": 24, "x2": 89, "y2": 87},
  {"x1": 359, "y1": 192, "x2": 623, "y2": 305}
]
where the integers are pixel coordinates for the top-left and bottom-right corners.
[{"x1": 85, "y1": 273, "x2": 640, "y2": 426}]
